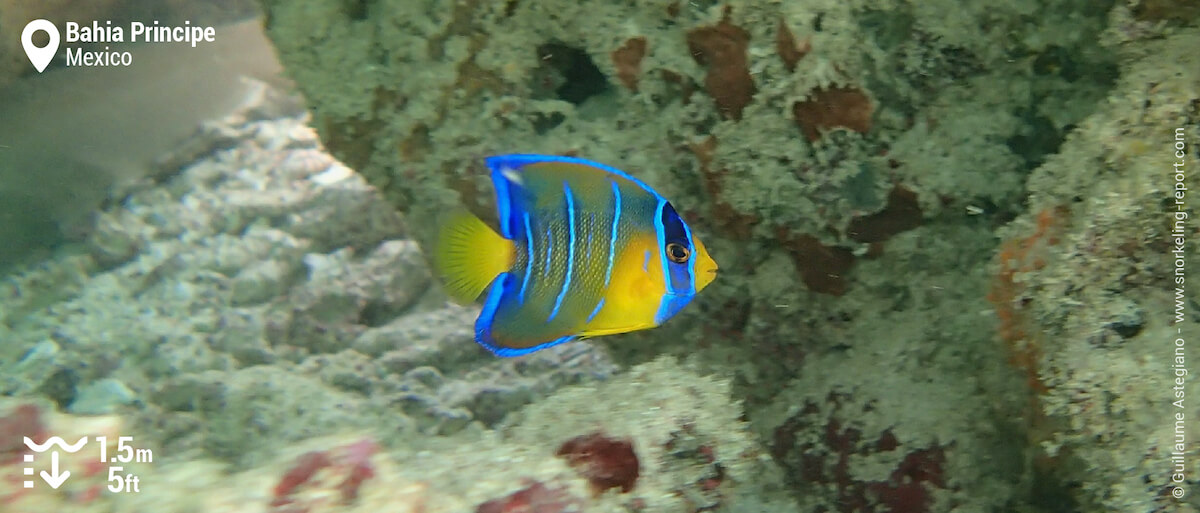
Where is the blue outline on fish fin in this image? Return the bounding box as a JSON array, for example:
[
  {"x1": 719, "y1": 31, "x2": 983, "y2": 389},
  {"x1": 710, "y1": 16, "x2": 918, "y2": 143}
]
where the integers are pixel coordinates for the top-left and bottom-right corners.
[
  {"x1": 655, "y1": 292, "x2": 695, "y2": 326},
  {"x1": 485, "y1": 154, "x2": 665, "y2": 202},
  {"x1": 489, "y1": 167, "x2": 516, "y2": 239},
  {"x1": 474, "y1": 272, "x2": 512, "y2": 355},
  {"x1": 487, "y1": 335, "x2": 578, "y2": 357},
  {"x1": 473, "y1": 272, "x2": 580, "y2": 357}
]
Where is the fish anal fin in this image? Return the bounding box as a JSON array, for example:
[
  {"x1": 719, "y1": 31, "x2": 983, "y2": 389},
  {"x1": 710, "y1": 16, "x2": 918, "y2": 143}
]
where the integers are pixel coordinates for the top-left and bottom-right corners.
[
  {"x1": 472, "y1": 273, "x2": 584, "y2": 356},
  {"x1": 485, "y1": 334, "x2": 578, "y2": 357}
]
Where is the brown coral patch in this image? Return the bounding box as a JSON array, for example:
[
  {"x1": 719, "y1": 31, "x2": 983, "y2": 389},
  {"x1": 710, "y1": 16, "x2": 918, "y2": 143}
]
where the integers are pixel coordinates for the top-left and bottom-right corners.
[
  {"x1": 846, "y1": 185, "x2": 923, "y2": 243},
  {"x1": 987, "y1": 206, "x2": 1068, "y2": 394},
  {"x1": 792, "y1": 87, "x2": 873, "y2": 141},
  {"x1": 686, "y1": 13, "x2": 757, "y2": 120},
  {"x1": 777, "y1": 230, "x2": 855, "y2": 296},
  {"x1": 611, "y1": 37, "x2": 648, "y2": 91},
  {"x1": 775, "y1": 19, "x2": 810, "y2": 72}
]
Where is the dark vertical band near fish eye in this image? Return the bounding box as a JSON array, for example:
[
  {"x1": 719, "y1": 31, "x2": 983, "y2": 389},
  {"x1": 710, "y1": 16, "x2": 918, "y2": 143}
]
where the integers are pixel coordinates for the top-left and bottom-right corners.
[
  {"x1": 652, "y1": 199, "x2": 677, "y2": 296},
  {"x1": 659, "y1": 202, "x2": 690, "y2": 246},
  {"x1": 658, "y1": 200, "x2": 696, "y2": 295}
]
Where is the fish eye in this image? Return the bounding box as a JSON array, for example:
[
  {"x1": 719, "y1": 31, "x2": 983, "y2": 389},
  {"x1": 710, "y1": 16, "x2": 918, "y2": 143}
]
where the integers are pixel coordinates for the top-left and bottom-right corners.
[{"x1": 667, "y1": 243, "x2": 690, "y2": 263}]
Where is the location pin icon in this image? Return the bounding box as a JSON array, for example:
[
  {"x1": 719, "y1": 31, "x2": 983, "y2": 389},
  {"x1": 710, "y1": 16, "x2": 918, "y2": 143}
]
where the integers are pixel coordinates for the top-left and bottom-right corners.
[{"x1": 22, "y1": 19, "x2": 60, "y2": 73}]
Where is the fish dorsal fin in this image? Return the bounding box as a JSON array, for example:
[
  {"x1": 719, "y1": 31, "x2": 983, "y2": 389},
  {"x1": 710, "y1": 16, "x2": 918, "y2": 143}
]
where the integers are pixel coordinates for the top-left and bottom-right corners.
[{"x1": 485, "y1": 154, "x2": 662, "y2": 238}]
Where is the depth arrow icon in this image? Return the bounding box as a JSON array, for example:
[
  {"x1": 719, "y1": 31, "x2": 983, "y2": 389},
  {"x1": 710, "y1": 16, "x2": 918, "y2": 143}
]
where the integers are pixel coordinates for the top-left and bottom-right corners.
[{"x1": 40, "y1": 452, "x2": 70, "y2": 489}]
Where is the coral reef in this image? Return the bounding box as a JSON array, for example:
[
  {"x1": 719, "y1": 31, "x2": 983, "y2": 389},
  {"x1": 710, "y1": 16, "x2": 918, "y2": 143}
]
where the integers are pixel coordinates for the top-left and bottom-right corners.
[
  {"x1": 254, "y1": 0, "x2": 1173, "y2": 510},
  {"x1": 2, "y1": 358, "x2": 793, "y2": 513},
  {"x1": 257, "y1": 0, "x2": 1115, "y2": 290},
  {"x1": 686, "y1": 7, "x2": 757, "y2": 121},
  {"x1": 269, "y1": 438, "x2": 379, "y2": 511},
  {"x1": 494, "y1": 357, "x2": 794, "y2": 512},
  {"x1": 791, "y1": 86, "x2": 874, "y2": 142},
  {"x1": 0, "y1": 98, "x2": 616, "y2": 468},
  {"x1": 0, "y1": 0, "x2": 1193, "y2": 512},
  {"x1": 475, "y1": 357, "x2": 796, "y2": 512},
  {"x1": 757, "y1": 291, "x2": 1032, "y2": 513},
  {"x1": 989, "y1": 26, "x2": 1200, "y2": 511},
  {"x1": 611, "y1": 37, "x2": 649, "y2": 92}
]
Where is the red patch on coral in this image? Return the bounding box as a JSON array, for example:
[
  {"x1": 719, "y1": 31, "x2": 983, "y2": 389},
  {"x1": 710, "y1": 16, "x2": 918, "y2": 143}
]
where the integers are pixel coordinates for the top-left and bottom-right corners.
[
  {"x1": 335, "y1": 439, "x2": 378, "y2": 501},
  {"x1": 776, "y1": 230, "x2": 855, "y2": 296},
  {"x1": 0, "y1": 404, "x2": 44, "y2": 464},
  {"x1": 272, "y1": 451, "x2": 331, "y2": 507},
  {"x1": 792, "y1": 87, "x2": 874, "y2": 141},
  {"x1": 867, "y1": 447, "x2": 946, "y2": 511},
  {"x1": 476, "y1": 481, "x2": 577, "y2": 513},
  {"x1": 556, "y1": 432, "x2": 639, "y2": 494},
  {"x1": 612, "y1": 37, "x2": 648, "y2": 91},
  {"x1": 775, "y1": 19, "x2": 810, "y2": 72},
  {"x1": 847, "y1": 185, "x2": 923, "y2": 243},
  {"x1": 686, "y1": 8, "x2": 757, "y2": 120},
  {"x1": 269, "y1": 438, "x2": 379, "y2": 510}
]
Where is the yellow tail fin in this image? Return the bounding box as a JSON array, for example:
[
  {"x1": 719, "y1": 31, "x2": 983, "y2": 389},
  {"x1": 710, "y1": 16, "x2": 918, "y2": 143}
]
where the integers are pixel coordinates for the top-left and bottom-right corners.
[{"x1": 433, "y1": 209, "x2": 515, "y2": 304}]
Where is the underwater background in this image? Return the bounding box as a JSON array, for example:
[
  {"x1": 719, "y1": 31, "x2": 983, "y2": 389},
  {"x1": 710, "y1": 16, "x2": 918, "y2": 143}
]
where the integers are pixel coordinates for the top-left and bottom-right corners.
[{"x1": 1, "y1": 0, "x2": 1199, "y2": 511}]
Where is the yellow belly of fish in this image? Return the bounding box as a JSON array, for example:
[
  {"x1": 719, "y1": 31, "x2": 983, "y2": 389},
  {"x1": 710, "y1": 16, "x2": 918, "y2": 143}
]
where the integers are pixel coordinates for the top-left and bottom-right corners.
[{"x1": 580, "y1": 234, "x2": 665, "y2": 337}]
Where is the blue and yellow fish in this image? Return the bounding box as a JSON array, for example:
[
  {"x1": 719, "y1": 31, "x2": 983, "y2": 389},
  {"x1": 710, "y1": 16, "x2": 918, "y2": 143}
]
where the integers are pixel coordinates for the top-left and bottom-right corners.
[{"x1": 433, "y1": 154, "x2": 718, "y2": 356}]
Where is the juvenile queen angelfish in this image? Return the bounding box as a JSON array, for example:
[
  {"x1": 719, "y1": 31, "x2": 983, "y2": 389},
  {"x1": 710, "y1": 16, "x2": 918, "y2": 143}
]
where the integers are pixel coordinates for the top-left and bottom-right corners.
[{"x1": 434, "y1": 154, "x2": 718, "y2": 357}]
